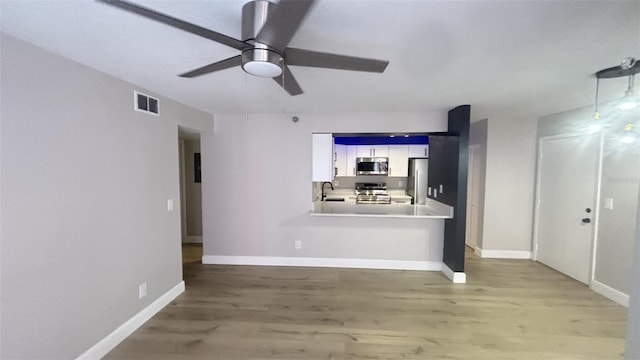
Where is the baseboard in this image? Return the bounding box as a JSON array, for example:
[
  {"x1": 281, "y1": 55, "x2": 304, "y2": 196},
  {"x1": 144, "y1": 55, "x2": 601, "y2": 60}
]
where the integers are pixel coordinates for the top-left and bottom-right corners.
[
  {"x1": 441, "y1": 263, "x2": 466, "y2": 283},
  {"x1": 476, "y1": 248, "x2": 532, "y2": 259},
  {"x1": 202, "y1": 255, "x2": 442, "y2": 271},
  {"x1": 76, "y1": 281, "x2": 185, "y2": 360},
  {"x1": 590, "y1": 279, "x2": 629, "y2": 307},
  {"x1": 185, "y1": 236, "x2": 202, "y2": 244}
]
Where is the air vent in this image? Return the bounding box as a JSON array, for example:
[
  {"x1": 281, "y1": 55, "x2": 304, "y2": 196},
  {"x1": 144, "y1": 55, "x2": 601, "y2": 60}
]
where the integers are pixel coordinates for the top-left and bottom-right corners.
[{"x1": 134, "y1": 91, "x2": 159, "y2": 116}]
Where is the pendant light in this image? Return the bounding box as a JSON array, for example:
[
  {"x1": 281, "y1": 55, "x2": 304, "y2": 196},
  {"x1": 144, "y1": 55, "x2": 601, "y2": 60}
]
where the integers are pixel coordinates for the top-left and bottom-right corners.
[
  {"x1": 621, "y1": 123, "x2": 638, "y2": 144},
  {"x1": 593, "y1": 57, "x2": 640, "y2": 137},
  {"x1": 588, "y1": 77, "x2": 602, "y2": 132},
  {"x1": 618, "y1": 74, "x2": 637, "y2": 110}
]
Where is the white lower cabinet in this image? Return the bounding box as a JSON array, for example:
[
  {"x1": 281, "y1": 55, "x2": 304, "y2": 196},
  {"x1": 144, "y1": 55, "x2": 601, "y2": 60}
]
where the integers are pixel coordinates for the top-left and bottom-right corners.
[{"x1": 388, "y1": 145, "x2": 409, "y2": 177}]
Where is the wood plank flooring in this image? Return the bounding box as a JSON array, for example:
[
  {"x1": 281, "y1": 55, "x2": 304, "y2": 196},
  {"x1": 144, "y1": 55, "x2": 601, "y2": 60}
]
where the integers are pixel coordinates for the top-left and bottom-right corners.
[{"x1": 106, "y1": 246, "x2": 627, "y2": 359}]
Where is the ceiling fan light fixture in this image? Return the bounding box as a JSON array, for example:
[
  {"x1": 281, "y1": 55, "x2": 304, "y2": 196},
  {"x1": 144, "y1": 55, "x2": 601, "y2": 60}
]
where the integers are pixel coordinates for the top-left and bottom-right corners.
[{"x1": 241, "y1": 48, "x2": 282, "y2": 78}]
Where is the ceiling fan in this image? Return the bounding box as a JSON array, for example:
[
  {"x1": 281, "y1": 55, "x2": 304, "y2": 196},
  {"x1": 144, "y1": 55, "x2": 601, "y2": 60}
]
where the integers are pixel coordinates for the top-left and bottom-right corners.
[{"x1": 97, "y1": 0, "x2": 389, "y2": 96}]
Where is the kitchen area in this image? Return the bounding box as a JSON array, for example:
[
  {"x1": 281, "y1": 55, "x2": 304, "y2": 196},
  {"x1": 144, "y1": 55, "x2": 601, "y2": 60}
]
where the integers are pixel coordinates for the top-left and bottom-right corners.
[{"x1": 311, "y1": 133, "x2": 454, "y2": 219}]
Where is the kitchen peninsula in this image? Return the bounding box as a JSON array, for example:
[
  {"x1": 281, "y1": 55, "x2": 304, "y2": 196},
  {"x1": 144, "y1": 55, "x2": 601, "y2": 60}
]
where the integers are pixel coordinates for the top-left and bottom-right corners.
[{"x1": 311, "y1": 198, "x2": 453, "y2": 219}]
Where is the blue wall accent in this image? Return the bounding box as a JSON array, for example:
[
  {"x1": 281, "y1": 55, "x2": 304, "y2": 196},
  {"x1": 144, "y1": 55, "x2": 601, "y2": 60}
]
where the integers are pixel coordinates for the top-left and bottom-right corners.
[{"x1": 334, "y1": 136, "x2": 429, "y2": 145}]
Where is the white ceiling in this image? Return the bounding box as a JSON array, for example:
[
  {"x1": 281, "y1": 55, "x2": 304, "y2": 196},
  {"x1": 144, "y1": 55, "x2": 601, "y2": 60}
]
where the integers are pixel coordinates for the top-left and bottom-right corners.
[{"x1": 1, "y1": 0, "x2": 639, "y2": 120}]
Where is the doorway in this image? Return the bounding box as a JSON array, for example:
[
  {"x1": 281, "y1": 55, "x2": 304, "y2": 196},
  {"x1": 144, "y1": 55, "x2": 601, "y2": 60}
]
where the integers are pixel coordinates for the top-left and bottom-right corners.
[
  {"x1": 466, "y1": 144, "x2": 481, "y2": 250},
  {"x1": 534, "y1": 134, "x2": 600, "y2": 284},
  {"x1": 178, "y1": 126, "x2": 204, "y2": 263}
]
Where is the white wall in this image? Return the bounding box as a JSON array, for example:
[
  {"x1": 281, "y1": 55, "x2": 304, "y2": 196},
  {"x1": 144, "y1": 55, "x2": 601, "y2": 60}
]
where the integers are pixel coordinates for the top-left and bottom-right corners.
[
  {"x1": 481, "y1": 116, "x2": 538, "y2": 252},
  {"x1": 0, "y1": 34, "x2": 212, "y2": 359},
  {"x1": 626, "y1": 186, "x2": 640, "y2": 357},
  {"x1": 201, "y1": 112, "x2": 448, "y2": 263}
]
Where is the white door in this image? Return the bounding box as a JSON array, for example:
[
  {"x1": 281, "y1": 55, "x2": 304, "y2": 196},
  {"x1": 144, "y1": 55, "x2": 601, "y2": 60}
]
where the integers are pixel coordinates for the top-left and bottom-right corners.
[
  {"x1": 465, "y1": 145, "x2": 480, "y2": 249},
  {"x1": 535, "y1": 134, "x2": 599, "y2": 284}
]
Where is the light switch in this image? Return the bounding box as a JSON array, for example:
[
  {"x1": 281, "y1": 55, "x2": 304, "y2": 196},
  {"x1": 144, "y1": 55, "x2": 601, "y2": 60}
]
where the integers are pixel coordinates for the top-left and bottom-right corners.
[
  {"x1": 439, "y1": 184, "x2": 444, "y2": 193},
  {"x1": 604, "y1": 198, "x2": 614, "y2": 210},
  {"x1": 398, "y1": 180, "x2": 403, "y2": 187},
  {"x1": 167, "y1": 199, "x2": 174, "y2": 211},
  {"x1": 428, "y1": 187, "x2": 432, "y2": 196}
]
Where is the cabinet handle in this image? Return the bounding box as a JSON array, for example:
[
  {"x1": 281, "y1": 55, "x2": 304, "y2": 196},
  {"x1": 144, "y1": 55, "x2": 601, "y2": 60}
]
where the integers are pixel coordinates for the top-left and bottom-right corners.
[
  {"x1": 372, "y1": 148, "x2": 375, "y2": 156},
  {"x1": 335, "y1": 167, "x2": 338, "y2": 176},
  {"x1": 424, "y1": 148, "x2": 427, "y2": 157},
  {"x1": 334, "y1": 152, "x2": 337, "y2": 162},
  {"x1": 353, "y1": 167, "x2": 355, "y2": 175}
]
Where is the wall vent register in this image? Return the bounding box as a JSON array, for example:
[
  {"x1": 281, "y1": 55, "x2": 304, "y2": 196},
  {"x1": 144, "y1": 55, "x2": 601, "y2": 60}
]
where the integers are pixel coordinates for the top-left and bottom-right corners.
[{"x1": 134, "y1": 91, "x2": 159, "y2": 115}]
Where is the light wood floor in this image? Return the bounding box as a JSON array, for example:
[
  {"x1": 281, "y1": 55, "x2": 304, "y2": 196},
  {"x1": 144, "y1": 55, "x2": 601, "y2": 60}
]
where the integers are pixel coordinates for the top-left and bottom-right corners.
[{"x1": 106, "y1": 245, "x2": 627, "y2": 359}]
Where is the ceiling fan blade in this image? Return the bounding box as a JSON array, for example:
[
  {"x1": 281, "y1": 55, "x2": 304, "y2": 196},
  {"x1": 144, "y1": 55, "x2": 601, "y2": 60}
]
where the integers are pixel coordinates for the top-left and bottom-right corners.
[
  {"x1": 179, "y1": 55, "x2": 242, "y2": 78},
  {"x1": 285, "y1": 47, "x2": 389, "y2": 73},
  {"x1": 273, "y1": 65, "x2": 303, "y2": 96},
  {"x1": 255, "y1": 0, "x2": 315, "y2": 52},
  {"x1": 97, "y1": 0, "x2": 248, "y2": 51}
]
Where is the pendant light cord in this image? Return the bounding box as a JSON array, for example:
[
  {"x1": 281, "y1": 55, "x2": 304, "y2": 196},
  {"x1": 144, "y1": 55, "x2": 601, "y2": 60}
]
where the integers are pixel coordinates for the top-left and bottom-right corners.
[{"x1": 594, "y1": 77, "x2": 600, "y2": 120}]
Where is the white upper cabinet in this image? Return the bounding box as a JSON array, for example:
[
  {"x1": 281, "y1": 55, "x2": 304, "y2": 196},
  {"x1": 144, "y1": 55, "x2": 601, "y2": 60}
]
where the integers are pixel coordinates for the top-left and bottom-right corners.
[
  {"x1": 357, "y1": 145, "x2": 389, "y2": 157},
  {"x1": 312, "y1": 133, "x2": 333, "y2": 182},
  {"x1": 347, "y1": 146, "x2": 358, "y2": 176},
  {"x1": 408, "y1": 144, "x2": 429, "y2": 158},
  {"x1": 334, "y1": 144, "x2": 348, "y2": 177},
  {"x1": 327, "y1": 139, "x2": 428, "y2": 178},
  {"x1": 388, "y1": 145, "x2": 409, "y2": 177}
]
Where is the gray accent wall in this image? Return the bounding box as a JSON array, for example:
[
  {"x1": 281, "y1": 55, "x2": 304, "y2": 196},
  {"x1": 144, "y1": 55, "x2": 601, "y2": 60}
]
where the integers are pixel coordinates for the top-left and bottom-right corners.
[
  {"x1": 0, "y1": 34, "x2": 212, "y2": 358},
  {"x1": 538, "y1": 105, "x2": 639, "y2": 296},
  {"x1": 202, "y1": 112, "x2": 448, "y2": 262},
  {"x1": 481, "y1": 115, "x2": 537, "y2": 251}
]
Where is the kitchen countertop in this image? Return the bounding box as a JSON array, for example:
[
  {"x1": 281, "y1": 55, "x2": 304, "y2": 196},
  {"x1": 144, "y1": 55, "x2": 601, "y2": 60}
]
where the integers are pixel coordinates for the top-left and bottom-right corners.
[{"x1": 310, "y1": 198, "x2": 454, "y2": 219}]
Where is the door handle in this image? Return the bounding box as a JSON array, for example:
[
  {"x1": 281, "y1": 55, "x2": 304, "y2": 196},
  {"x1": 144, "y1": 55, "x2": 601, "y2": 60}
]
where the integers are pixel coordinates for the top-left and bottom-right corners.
[
  {"x1": 581, "y1": 218, "x2": 591, "y2": 224},
  {"x1": 585, "y1": 208, "x2": 592, "y2": 213}
]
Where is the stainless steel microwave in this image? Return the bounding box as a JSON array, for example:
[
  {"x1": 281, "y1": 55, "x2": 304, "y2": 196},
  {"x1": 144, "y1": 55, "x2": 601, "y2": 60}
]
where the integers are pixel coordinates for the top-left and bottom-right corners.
[{"x1": 356, "y1": 157, "x2": 389, "y2": 175}]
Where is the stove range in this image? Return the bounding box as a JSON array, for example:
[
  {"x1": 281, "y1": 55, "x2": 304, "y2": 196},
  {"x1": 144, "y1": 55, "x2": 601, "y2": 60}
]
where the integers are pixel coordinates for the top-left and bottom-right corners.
[{"x1": 355, "y1": 182, "x2": 391, "y2": 204}]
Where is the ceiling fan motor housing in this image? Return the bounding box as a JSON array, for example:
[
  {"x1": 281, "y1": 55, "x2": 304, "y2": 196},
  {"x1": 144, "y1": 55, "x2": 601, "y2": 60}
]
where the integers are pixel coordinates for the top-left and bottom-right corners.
[{"x1": 241, "y1": 0, "x2": 283, "y2": 77}]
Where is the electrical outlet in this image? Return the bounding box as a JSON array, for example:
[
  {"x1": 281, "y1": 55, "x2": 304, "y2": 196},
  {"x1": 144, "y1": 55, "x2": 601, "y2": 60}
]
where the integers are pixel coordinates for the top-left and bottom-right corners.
[
  {"x1": 334, "y1": 180, "x2": 339, "y2": 186},
  {"x1": 294, "y1": 240, "x2": 302, "y2": 250},
  {"x1": 439, "y1": 184, "x2": 444, "y2": 193},
  {"x1": 139, "y1": 282, "x2": 147, "y2": 299},
  {"x1": 398, "y1": 180, "x2": 404, "y2": 187},
  {"x1": 167, "y1": 199, "x2": 174, "y2": 211}
]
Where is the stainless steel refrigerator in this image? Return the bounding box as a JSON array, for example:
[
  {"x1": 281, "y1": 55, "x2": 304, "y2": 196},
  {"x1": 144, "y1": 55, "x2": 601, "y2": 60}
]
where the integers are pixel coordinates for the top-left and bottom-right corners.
[{"x1": 407, "y1": 158, "x2": 429, "y2": 205}]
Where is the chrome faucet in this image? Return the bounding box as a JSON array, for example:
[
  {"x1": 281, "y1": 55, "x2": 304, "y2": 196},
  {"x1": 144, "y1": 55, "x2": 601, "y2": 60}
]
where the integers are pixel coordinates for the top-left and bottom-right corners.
[{"x1": 321, "y1": 182, "x2": 334, "y2": 201}]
